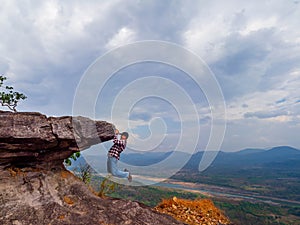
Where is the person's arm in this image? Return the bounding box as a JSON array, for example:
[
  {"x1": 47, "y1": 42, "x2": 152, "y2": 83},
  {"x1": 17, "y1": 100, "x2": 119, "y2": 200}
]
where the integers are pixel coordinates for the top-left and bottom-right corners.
[
  {"x1": 113, "y1": 129, "x2": 125, "y2": 146},
  {"x1": 113, "y1": 129, "x2": 119, "y2": 142}
]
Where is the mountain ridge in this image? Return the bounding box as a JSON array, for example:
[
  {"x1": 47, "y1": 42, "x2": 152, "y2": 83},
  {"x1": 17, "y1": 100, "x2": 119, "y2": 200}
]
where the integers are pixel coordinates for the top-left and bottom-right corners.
[{"x1": 71, "y1": 145, "x2": 300, "y2": 173}]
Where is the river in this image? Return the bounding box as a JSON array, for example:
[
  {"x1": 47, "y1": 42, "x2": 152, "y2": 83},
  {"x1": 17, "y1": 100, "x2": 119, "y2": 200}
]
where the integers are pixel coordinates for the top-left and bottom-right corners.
[{"x1": 151, "y1": 179, "x2": 300, "y2": 206}]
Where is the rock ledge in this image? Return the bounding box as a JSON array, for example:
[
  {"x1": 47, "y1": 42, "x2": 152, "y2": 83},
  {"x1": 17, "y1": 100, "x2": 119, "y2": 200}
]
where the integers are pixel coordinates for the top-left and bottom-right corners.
[{"x1": 0, "y1": 110, "x2": 114, "y2": 168}]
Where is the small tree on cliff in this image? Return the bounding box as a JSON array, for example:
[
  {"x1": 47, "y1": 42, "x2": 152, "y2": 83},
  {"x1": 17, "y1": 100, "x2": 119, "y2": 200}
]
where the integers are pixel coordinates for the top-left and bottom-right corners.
[
  {"x1": 0, "y1": 75, "x2": 27, "y2": 112},
  {"x1": 78, "y1": 163, "x2": 92, "y2": 184}
]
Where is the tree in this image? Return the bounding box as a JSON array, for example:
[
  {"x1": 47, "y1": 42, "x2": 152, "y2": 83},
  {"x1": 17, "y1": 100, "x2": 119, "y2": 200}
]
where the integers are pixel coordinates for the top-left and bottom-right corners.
[
  {"x1": 78, "y1": 163, "x2": 92, "y2": 184},
  {"x1": 0, "y1": 75, "x2": 27, "y2": 112},
  {"x1": 97, "y1": 175, "x2": 118, "y2": 198}
]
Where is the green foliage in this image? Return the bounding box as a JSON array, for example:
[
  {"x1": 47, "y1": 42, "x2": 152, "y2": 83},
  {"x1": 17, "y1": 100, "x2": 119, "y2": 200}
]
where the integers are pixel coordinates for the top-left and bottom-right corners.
[
  {"x1": 79, "y1": 173, "x2": 300, "y2": 224},
  {"x1": 214, "y1": 200, "x2": 300, "y2": 225},
  {"x1": 88, "y1": 176, "x2": 202, "y2": 207},
  {"x1": 288, "y1": 206, "x2": 300, "y2": 217},
  {"x1": 0, "y1": 75, "x2": 27, "y2": 112},
  {"x1": 109, "y1": 185, "x2": 202, "y2": 207},
  {"x1": 78, "y1": 163, "x2": 92, "y2": 184},
  {"x1": 97, "y1": 175, "x2": 119, "y2": 198},
  {"x1": 87, "y1": 174, "x2": 300, "y2": 225},
  {"x1": 64, "y1": 152, "x2": 81, "y2": 166},
  {"x1": 172, "y1": 165, "x2": 300, "y2": 201}
]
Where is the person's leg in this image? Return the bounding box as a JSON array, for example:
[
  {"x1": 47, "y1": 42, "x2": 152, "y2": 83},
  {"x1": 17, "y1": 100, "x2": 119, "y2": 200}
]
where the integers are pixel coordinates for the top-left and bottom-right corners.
[
  {"x1": 107, "y1": 156, "x2": 129, "y2": 179},
  {"x1": 107, "y1": 156, "x2": 112, "y2": 174}
]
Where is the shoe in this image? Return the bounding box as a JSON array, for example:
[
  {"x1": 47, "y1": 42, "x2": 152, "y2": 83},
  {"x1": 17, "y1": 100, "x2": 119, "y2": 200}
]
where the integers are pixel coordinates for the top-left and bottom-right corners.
[{"x1": 124, "y1": 169, "x2": 132, "y2": 182}]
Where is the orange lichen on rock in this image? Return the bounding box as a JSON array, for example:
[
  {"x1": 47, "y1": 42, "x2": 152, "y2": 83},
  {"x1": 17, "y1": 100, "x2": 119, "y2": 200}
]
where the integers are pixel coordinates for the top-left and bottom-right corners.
[
  {"x1": 63, "y1": 196, "x2": 75, "y2": 205},
  {"x1": 57, "y1": 215, "x2": 65, "y2": 220},
  {"x1": 60, "y1": 170, "x2": 71, "y2": 179},
  {"x1": 7, "y1": 167, "x2": 18, "y2": 177},
  {"x1": 7, "y1": 167, "x2": 25, "y2": 177},
  {"x1": 155, "y1": 197, "x2": 232, "y2": 225}
]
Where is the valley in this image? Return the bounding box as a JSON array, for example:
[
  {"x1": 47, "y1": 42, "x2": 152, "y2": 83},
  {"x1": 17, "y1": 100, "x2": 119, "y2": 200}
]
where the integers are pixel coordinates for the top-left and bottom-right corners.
[{"x1": 69, "y1": 145, "x2": 300, "y2": 225}]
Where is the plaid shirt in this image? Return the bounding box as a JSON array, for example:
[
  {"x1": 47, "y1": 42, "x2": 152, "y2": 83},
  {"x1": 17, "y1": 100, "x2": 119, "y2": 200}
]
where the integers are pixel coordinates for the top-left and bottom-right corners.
[{"x1": 108, "y1": 135, "x2": 127, "y2": 160}]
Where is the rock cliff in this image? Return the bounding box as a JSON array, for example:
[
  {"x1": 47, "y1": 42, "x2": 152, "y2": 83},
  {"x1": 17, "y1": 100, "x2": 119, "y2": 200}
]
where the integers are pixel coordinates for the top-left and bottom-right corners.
[
  {"x1": 0, "y1": 111, "x2": 183, "y2": 225},
  {"x1": 0, "y1": 110, "x2": 114, "y2": 168}
]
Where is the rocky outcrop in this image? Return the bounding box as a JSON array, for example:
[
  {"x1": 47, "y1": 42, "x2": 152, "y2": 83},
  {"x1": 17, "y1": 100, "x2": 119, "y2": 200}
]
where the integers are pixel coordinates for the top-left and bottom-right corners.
[
  {"x1": 0, "y1": 111, "x2": 183, "y2": 225},
  {"x1": 0, "y1": 110, "x2": 114, "y2": 168},
  {"x1": 0, "y1": 167, "x2": 183, "y2": 225}
]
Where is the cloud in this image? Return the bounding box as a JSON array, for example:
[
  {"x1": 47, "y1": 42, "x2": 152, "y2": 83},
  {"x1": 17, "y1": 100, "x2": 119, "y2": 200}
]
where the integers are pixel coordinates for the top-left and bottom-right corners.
[
  {"x1": 222, "y1": 117, "x2": 300, "y2": 151},
  {"x1": 182, "y1": 0, "x2": 300, "y2": 104},
  {"x1": 129, "y1": 111, "x2": 152, "y2": 121},
  {"x1": 244, "y1": 110, "x2": 288, "y2": 119},
  {"x1": 105, "y1": 27, "x2": 136, "y2": 50},
  {"x1": 0, "y1": 0, "x2": 300, "y2": 151}
]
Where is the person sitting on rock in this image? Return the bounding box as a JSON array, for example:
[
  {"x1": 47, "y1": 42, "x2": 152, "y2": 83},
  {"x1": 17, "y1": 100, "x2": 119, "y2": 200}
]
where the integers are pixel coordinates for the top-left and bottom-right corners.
[{"x1": 107, "y1": 129, "x2": 132, "y2": 182}]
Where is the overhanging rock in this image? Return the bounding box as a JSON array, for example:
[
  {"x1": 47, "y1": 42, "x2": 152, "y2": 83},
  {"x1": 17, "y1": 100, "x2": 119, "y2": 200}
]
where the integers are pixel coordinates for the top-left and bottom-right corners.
[{"x1": 0, "y1": 110, "x2": 115, "y2": 167}]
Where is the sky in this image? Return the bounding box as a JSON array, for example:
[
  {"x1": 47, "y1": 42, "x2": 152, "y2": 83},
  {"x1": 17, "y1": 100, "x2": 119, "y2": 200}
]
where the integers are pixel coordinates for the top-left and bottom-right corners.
[{"x1": 1, "y1": 0, "x2": 300, "y2": 152}]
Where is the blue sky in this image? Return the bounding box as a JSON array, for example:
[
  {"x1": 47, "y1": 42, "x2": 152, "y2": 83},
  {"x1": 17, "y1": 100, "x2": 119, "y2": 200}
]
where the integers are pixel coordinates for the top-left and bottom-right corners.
[{"x1": 1, "y1": 0, "x2": 300, "y2": 152}]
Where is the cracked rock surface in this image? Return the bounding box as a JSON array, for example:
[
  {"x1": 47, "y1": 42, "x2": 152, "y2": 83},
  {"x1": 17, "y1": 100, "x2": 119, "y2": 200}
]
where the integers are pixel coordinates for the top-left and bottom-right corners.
[{"x1": 0, "y1": 167, "x2": 184, "y2": 225}]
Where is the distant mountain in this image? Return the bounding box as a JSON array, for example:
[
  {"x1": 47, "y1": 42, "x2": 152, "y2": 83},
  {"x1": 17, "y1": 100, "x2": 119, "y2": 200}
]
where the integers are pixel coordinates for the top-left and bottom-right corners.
[
  {"x1": 121, "y1": 151, "x2": 191, "y2": 167},
  {"x1": 68, "y1": 146, "x2": 300, "y2": 175},
  {"x1": 265, "y1": 146, "x2": 300, "y2": 155},
  {"x1": 173, "y1": 146, "x2": 300, "y2": 202},
  {"x1": 120, "y1": 146, "x2": 300, "y2": 171},
  {"x1": 183, "y1": 146, "x2": 300, "y2": 170},
  {"x1": 235, "y1": 148, "x2": 266, "y2": 155},
  {"x1": 121, "y1": 151, "x2": 172, "y2": 166},
  {"x1": 239, "y1": 146, "x2": 299, "y2": 165},
  {"x1": 66, "y1": 146, "x2": 300, "y2": 203}
]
